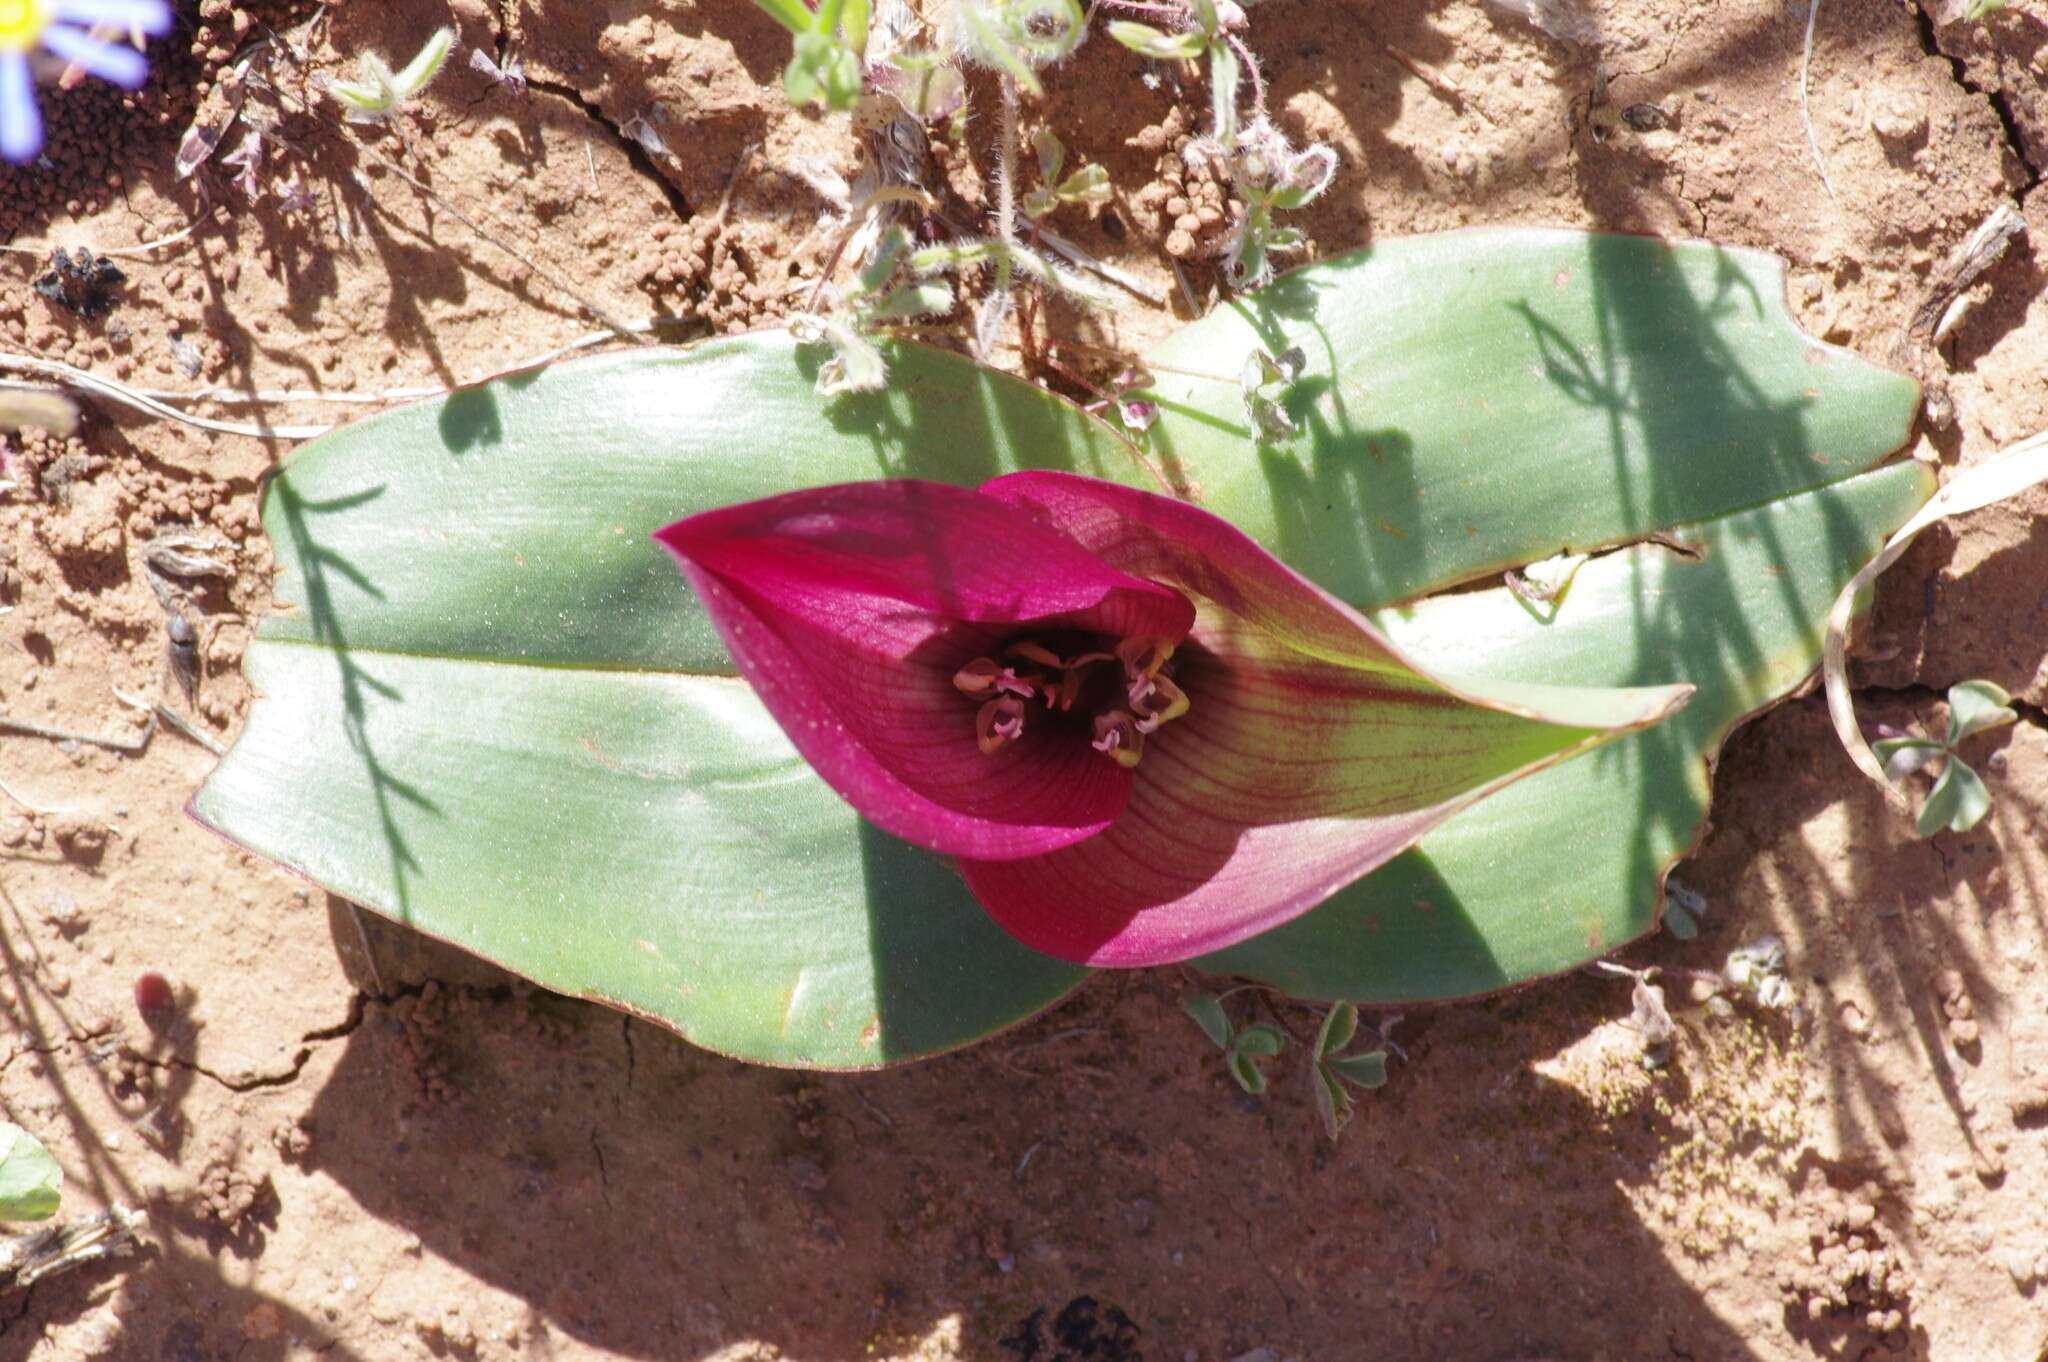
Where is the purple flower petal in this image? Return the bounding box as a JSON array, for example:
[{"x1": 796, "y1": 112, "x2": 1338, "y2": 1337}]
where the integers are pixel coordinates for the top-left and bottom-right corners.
[
  {"x1": 957, "y1": 472, "x2": 1691, "y2": 965},
  {"x1": 0, "y1": 53, "x2": 42, "y2": 165},
  {"x1": 655, "y1": 481, "x2": 1195, "y2": 859},
  {"x1": 38, "y1": 25, "x2": 150, "y2": 90},
  {"x1": 54, "y1": 0, "x2": 175, "y2": 37}
]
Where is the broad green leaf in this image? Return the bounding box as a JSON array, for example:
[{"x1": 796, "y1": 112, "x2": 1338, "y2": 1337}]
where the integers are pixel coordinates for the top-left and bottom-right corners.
[
  {"x1": 0, "y1": 1123, "x2": 61, "y2": 1221},
  {"x1": 1182, "y1": 994, "x2": 1233, "y2": 1050},
  {"x1": 198, "y1": 232, "x2": 1925, "y2": 1065},
  {"x1": 195, "y1": 337, "x2": 1151, "y2": 1069},
  {"x1": 1946, "y1": 679, "x2": 2017, "y2": 745},
  {"x1": 1199, "y1": 461, "x2": 1933, "y2": 999},
  {"x1": 1918, "y1": 760, "x2": 1992, "y2": 837},
  {"x1": 1137, "y1": 231, "x2": 1920, "y2": 607}
]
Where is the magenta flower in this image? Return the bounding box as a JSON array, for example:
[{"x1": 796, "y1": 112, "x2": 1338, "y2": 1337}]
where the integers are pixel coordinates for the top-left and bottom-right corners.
[{"x1": 656, "y1": 473, "x2": 1689, "y2": 967}]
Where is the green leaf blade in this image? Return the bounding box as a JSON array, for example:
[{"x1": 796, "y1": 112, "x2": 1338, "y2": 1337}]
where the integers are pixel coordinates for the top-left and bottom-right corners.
[
  {"x1": 1198, "y1": 459, "x2": 1935, "y2": 1001},
  {"x1": 1140, "y1": 231, "x2": 1920, "y2": 610},
  {"x1": 197, "y1": 338, "x2": 1147, "y2": 1069}
]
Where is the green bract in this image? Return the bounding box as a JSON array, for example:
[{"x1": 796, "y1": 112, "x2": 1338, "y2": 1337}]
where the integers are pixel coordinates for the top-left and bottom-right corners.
[{"x1": 194, "y1": 231, "x2": 1926, "y2": 1068}]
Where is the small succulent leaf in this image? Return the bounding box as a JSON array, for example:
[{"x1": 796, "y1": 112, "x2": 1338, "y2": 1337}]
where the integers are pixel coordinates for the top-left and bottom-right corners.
[
  {"x1": 1313, "y1": 1001, "x2": 1358, "y2": 1059},
  {"x1": 1660, "y1": 893, "x2": 1699, "y2": 940},
  {"x1": 1919, "y1": 760, "x2": 1992, "y2": 837},
  {"x1": 1233, "y1": 1023, "x2": 1284, "y2": 1057},
  {"x1": 1032, "y1": 126, "x2": 1065, "y2": 183},
  {"x1": 783, "y1": 50, "x2": 822, "y2": 105},
  {"x1": 1946, "y1": 679, "x2": 2017, "y2": 745},
  {"x1": 1182, "y1": 993, "x2": 1234, "y2": 1050},
  {"x1": 1313, "y1": 1064, "x2": 1351, "y2": 1139},
  {"x1": 813, "y1": 0, "x2": 849, "y2": 35},
  {"x1": 1328, "y1": 1049, "x2": 1388, "y2": 1089},
  {"x1": 1022, "y1": 188, "x2": 1058, "y2": 219},
  {"x1": 840, "y1": 0, "x2": 871, "y2": 55},
  {"x1": 1872, "y1": 735, "x2": 1946, "y2": 782},
  {"x1": 391, "y1": 27, "x2": 457, "y2": 99},
  {"x1": 1965, "y1": 0, "x2": 2011, "y2": 17},
  {"x1": 1229, "y1": 1050, "x2": 1269, "y2": 1094},
  {"x1": 857, "y1": 227, "x2": 914, "y2": 297},
  {"x1": 1190, "y1": 0, "x2": 1221, "y2": 37},
  {"x1": 788, "y1": 31, "x2": 863, "y2": 110},
  {"x1": 866, "y1": 281, "x2": 954, "y2": 321},
  {"x1": 1056, "y1": 163, "x2": 1112, "y2": 208},
  {"x1": 0, "y1": 1123, "x2": 61, "y2": 1222},
  {"x1": 1107, "y1": 20, "x2": 1207, "y2": 61}
]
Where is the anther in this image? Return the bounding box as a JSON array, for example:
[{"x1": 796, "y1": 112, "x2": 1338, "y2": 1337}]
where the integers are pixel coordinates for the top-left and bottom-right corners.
[
  {"x1": 977, "y1": 696, "x2": 1027, "y2": 754},
  {"x1": 1091, "y1": 710, "x2": 1145, "y2": 769}
]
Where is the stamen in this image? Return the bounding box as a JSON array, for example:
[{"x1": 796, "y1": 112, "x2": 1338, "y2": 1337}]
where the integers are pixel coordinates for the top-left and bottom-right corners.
[
  {"x1": 1116, "y1": 636, "x2": 1174, "y2": 681},
  {"x1": 953, "y1": 657, "x2": 1003, "y2": 698},
  {"x1": 1135, "y1": 673, "x2": 1189, "y2": 727},
  {"x1": 1091, "y1": 710, "x2": 1145, "y2": 769},
  {"x1": 977, "y1": 696, "x2": 1027, "y2": 754},
  {"x1": 1005, "y1": 640, "x2": 1064, "y2": 669},
  {"x1": 963, "y1": 634, "x2": 1189, "y2": 767},
  {"x1": 956, "y1": 655, "x2": 1039, "y2": 701}
]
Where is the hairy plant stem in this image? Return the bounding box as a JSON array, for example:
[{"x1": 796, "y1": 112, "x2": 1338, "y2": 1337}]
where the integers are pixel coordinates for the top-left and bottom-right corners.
[{"x1": 996, "y1": 71, "x2": 1020, "y2": 301}]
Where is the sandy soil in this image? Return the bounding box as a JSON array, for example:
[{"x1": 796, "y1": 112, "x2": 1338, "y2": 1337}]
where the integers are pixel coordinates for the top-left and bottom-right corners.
[{"x1": 1, "y1": 0, "x2": 2045, "y2": 1358}]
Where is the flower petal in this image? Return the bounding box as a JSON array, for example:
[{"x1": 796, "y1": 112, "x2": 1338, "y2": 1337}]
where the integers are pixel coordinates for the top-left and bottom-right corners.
[
  {"x1": 656, "y1": 480, "x2": 1195, "y2": 859},
  {"x1": 38, "y1": 25, "x2": 149, "y2": 88},
  {"x1": 53, "y1": 0, "x2": 175, "y2": 37},
  {"x1": 0, "y1": 54, "x2": 41, "y2": 164},
  {"x1": 967, "y1": 473, "x2": 1691, "y2": 964}
]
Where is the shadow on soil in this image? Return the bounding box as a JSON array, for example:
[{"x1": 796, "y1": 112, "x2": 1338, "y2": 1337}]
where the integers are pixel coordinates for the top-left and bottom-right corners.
[{"x1": 289, "y1": 937, "x2": 1767, "y2": 1362}]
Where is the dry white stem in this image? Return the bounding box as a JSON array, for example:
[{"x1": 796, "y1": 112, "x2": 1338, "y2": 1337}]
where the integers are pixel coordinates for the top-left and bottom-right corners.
[{"x1": 1823, "y1": 430, "x2": 2048, "y2": 794}]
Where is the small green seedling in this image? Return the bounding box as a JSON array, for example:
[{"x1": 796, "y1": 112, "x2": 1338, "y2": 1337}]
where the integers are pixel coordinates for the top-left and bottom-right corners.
[
  {"x1": 0, "y1": 1123, "x2": 62, "y2": 1222},
  {"x1": 1240, "y1": 344, "x2": 1305, "y2": 441},
  {"x1": 1022, "y1": 128, "x2": 1111, "y2": 221},
  {"x1": 1182, "y1": 993, "x2": 1284, "y2": 1095},
  {"x1": 1105, "y1": 0, "x2": 1251, "y2": 148},
  {"x1": 754, "y1": 0, "x2": 870, "y2": 112},
  {"x1": 1660, "y1": 879, "x2": 1707, "y2": 941},
  {"x1": 1965, "y1": 0, "x2": 2011, "y2": 19},
  {"x1": 791, "y1": 225, "x2": 955, "y2": 396},
  {"x1": 1309, "y1": 1002, "x2": 1389, "y2": 1140},
  {"x1": 1724, "y1": 935, "x2": 1794, "y2": 1010},
  {"x1": 1871, "y1": 679, "x2": 2018, "y2": 836},
  {"x1": 327, "y1": 26, "x2": 456, "y2": 123}
]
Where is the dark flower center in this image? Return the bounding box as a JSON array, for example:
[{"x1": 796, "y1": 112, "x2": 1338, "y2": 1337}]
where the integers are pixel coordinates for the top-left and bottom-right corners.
[{"x1": 951, "y1": 633, "x2": 1189, "y2": 768}]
